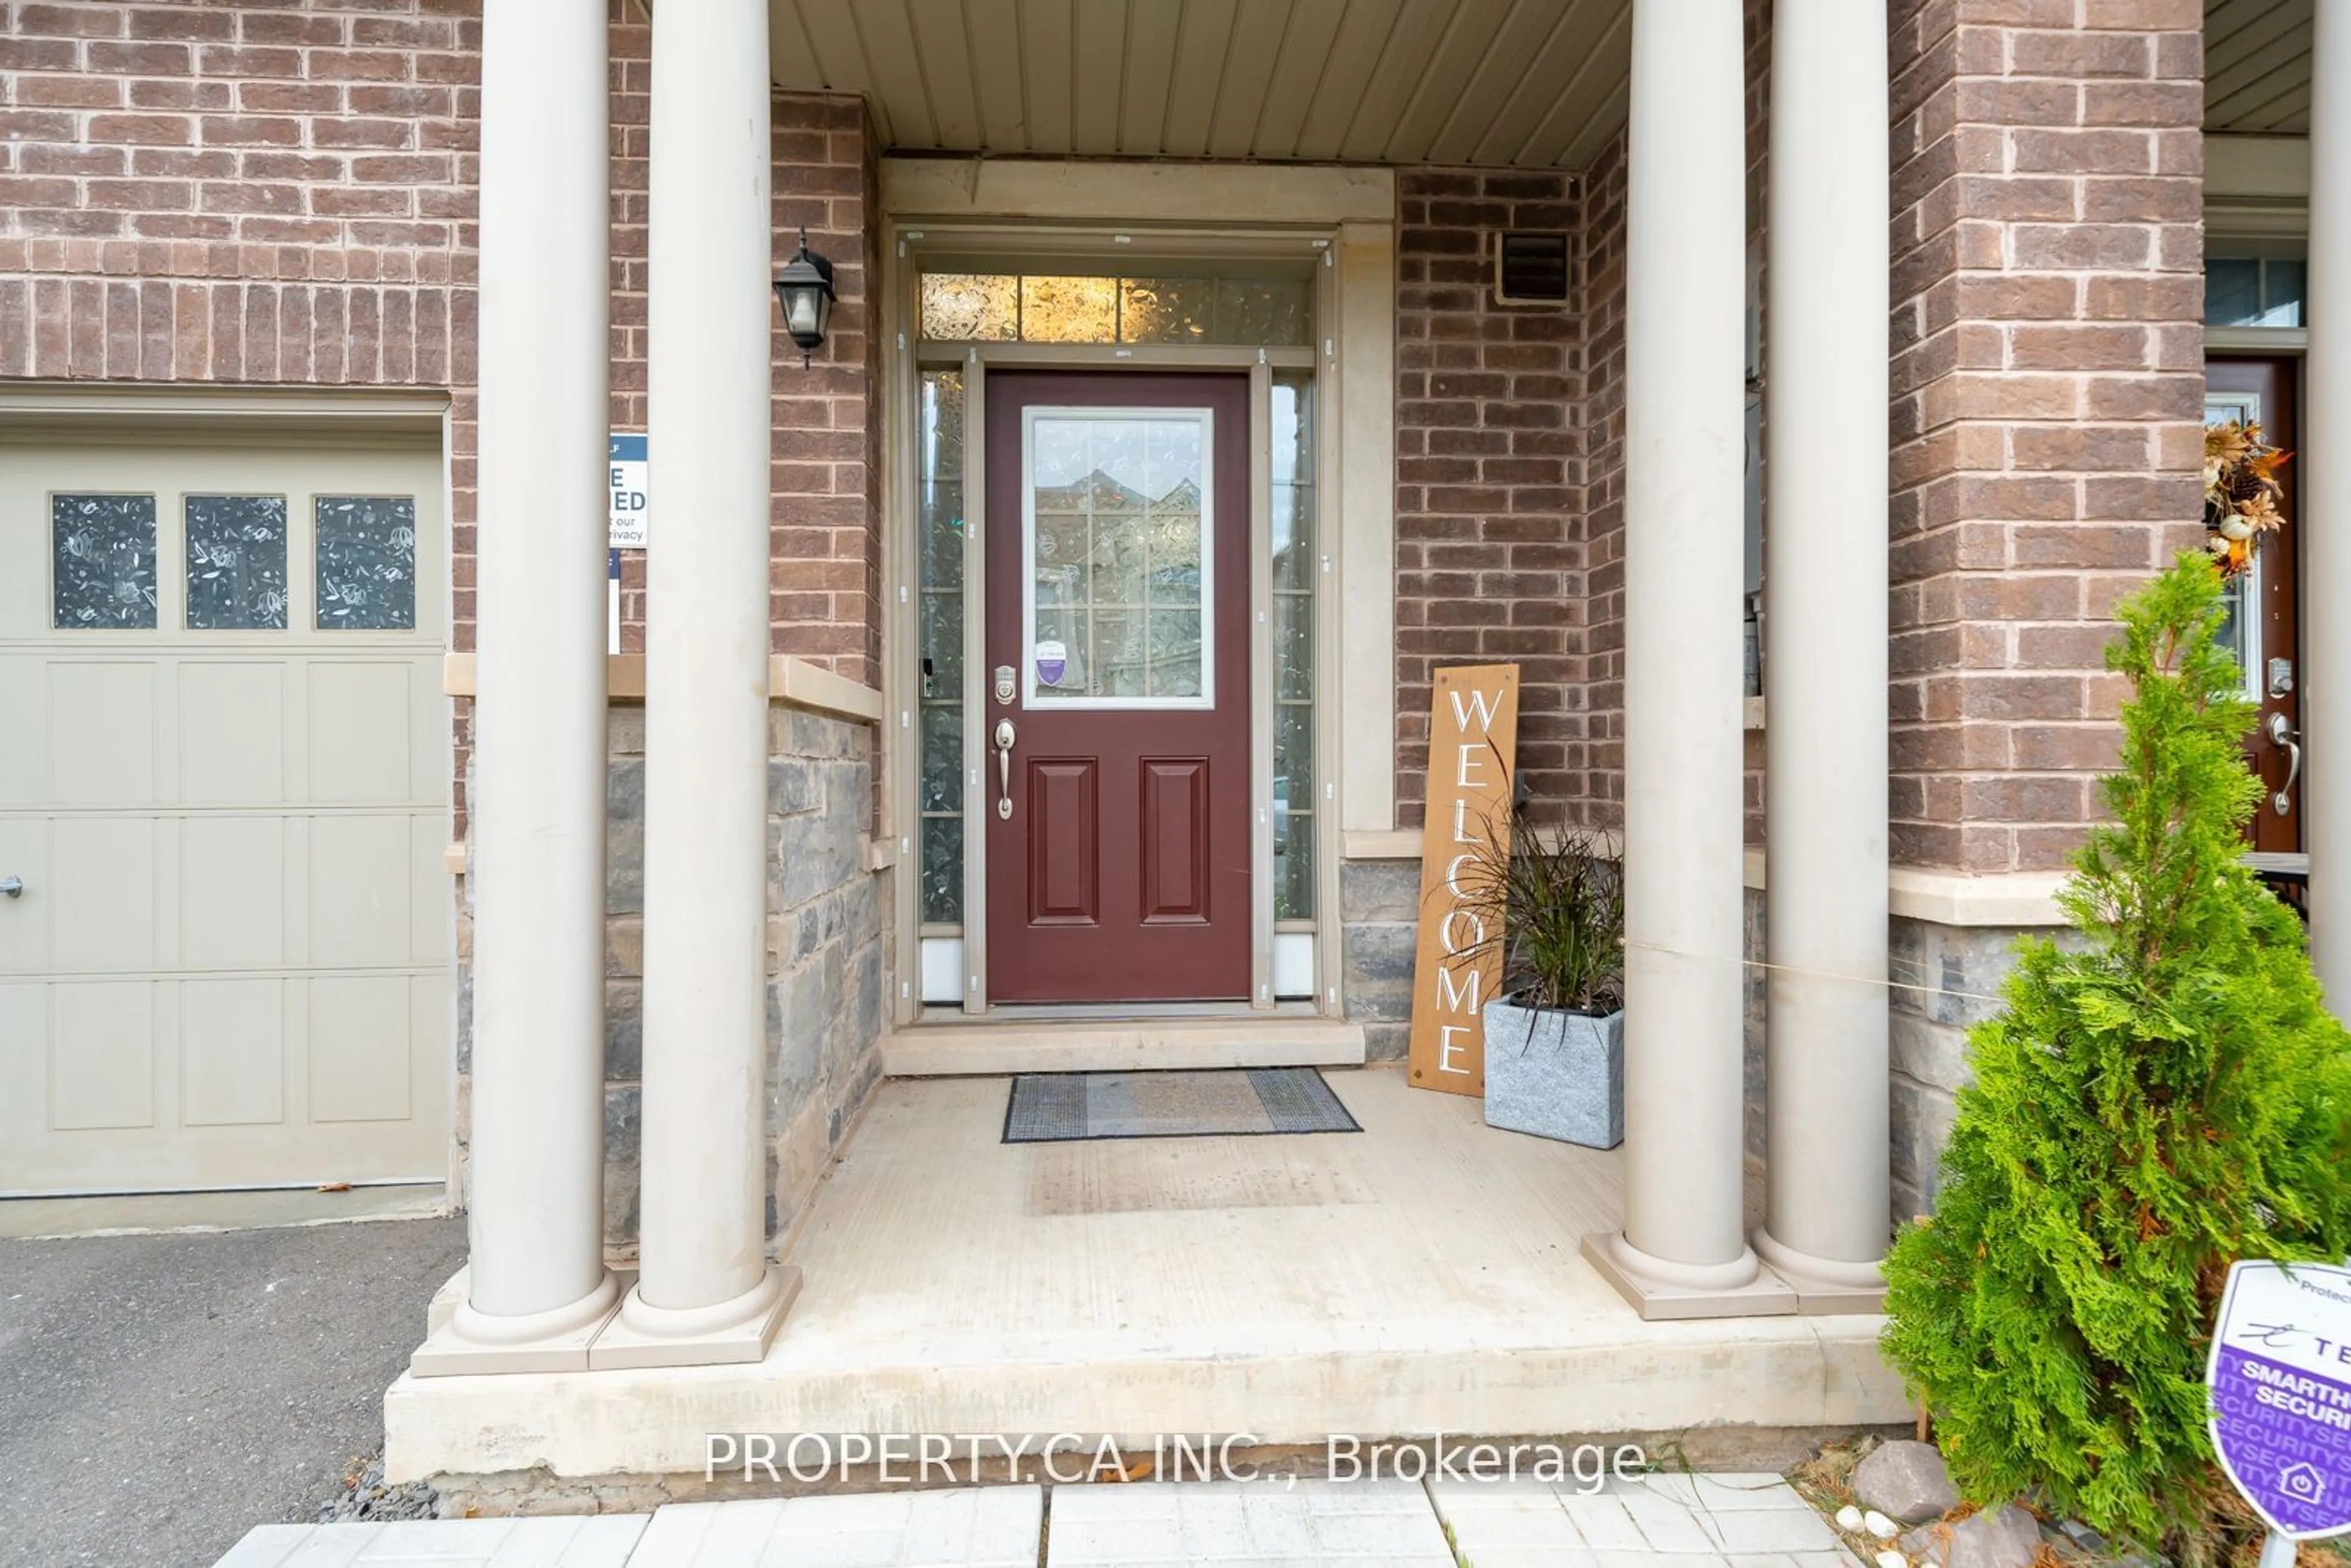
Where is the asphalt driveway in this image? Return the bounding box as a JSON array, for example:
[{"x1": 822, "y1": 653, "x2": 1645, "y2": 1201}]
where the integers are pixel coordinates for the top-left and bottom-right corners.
[{"x1": 0, "y1": 1213, "x2": 466, "y2": 1568}]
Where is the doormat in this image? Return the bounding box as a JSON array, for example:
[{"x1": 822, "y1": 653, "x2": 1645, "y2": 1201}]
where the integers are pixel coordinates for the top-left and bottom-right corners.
[{"x1": 1002, "y1": 1068, "x2": 1362, "y2": 1144}]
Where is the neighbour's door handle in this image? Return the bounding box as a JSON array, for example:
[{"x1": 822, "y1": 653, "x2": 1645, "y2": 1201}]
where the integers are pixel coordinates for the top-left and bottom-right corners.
[
  {"x1": 994, "y1": 719, "x2": 1015, "y2": 820},
  {"x1": 2267, "y1": 710, "x2": 2301, "y2": 817}
]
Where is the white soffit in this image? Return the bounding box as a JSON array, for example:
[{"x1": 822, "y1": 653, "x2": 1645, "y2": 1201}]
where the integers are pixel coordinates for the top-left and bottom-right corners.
[
  {"x1": 768, "y1": 0, "x2": 1633, "y2": 173},
  {"x1": 2205, "y1": 0, "x2": 2311, "y2": 135}
]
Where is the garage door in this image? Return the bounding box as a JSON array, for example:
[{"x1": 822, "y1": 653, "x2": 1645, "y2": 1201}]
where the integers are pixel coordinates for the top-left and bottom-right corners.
[{"x1": 0, "y1": 441, "x2": 451, "y2": 1195}]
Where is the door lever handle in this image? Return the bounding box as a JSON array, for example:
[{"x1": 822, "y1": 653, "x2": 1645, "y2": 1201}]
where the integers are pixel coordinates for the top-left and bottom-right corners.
[
  {"x1": 994, "y1": 719, "x2": 1015, "y2": 820},
  {"x1": 0, "y1": 876, "x2": 20, "y2": 899},
  {"x1": 2267, "y1": 710, "x2": 2301, "y2": 817}
]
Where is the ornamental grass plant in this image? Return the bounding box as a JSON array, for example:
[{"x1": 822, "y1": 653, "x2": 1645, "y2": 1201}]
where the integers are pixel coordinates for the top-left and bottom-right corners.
[
  {"x1": 1450, "y1": 778, "x2": 1624, "y2": 1017},
  {"x1": 1880, "y1": 555, "x2": 2351, "y2": 1563}
]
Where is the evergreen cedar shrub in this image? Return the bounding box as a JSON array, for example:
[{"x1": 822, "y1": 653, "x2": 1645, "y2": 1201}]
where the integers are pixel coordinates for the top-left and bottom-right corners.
[{"x1": 1880, "y1": 555, "x2": 2351, "y2": 1557}]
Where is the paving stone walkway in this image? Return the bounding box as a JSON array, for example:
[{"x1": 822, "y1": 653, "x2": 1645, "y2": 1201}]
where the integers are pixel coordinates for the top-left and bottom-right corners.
[{"x1": 216, "y1": 1472, "x2": 1862, "y2": 1568}]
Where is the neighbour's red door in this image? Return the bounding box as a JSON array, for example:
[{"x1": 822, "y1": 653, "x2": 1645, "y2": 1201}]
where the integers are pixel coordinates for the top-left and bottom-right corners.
[
  {"x1": 2206, "y1": 358, "x2": 2303, "y2": 852},
  {"x1": 983, "y1": 372, "x2": 1251, "y2": 1002}
]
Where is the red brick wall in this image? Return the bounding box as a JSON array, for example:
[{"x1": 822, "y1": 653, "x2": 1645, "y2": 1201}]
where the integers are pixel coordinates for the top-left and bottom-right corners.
[
  {"x1": 765, "y1": 93, "x2": 882, "y2": 686},
  {"x1": 1887, "y1": 0, "x2": 2205, "y2": 873},
  {"x1": 601, "y1": 21, "x2": 881, "y2": 689},
  {"x1": 1576, "y1": 138, "x2": 1627, "y2": 835},
  {"x1": 0, "y1": 0, "x2": 887, "y2": 818},
  {"x1": 0, "y1": 1, "x2": 478, "y2": 386},
  {"x1": 1393, "y1": 168, "x2": 1588, "y2": 828}
]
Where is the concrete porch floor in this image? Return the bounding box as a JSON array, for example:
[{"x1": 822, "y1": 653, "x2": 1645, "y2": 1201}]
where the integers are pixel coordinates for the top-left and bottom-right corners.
[{"x1": 386, "y1": 1068, "x2": 1907, "y2": 1485}]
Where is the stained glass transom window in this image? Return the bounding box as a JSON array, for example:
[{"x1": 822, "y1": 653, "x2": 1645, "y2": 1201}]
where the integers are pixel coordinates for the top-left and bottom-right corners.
[{"x1": 920, "y1": 270, "x2": 1311, "y2": 347}]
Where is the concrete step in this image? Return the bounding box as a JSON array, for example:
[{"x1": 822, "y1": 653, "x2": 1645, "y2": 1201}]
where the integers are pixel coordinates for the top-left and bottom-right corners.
[{"x1": 881, "y1": 1015, "x2": 1367, "y2": 1076}]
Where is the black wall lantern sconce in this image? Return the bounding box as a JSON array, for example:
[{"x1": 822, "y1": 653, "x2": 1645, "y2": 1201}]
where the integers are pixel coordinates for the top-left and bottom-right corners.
[{"x1": 773, "y1": 228, "x2": 836, "y2": 367}]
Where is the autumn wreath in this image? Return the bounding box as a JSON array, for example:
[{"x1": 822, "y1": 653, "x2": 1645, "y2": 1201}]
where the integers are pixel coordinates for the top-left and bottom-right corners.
[{"x1": 2202, "y1": 419, "x2": 2289, "y2": 578}]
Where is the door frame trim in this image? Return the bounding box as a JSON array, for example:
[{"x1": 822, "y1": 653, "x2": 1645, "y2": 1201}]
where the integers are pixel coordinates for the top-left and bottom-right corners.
[
  {"x1": 0, "y1": 381, "x2": 449, "y2": 447},
  {"x1": 885, "y1": 230, "x2": 1344, "y2": 1023}
]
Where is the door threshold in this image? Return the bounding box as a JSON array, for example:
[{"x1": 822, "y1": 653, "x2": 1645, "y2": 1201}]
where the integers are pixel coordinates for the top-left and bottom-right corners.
[
  {"x1": 882, "y1": 1010, "x2": 1364, "y2": 1078},
  {"x1": 956, "y1": 1000, "x2": 1317, "y2": 1023}
]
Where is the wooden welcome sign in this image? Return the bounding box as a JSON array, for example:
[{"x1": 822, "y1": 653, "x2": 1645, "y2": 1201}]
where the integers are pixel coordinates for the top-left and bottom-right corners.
[{"x1": 1407, "y1": 664, "x2": 1520, "y2": 1097}]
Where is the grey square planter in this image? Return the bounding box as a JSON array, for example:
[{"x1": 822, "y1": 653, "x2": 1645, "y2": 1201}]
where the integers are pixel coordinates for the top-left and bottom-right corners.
[{"x1": 1482, "y1": 996, "x2": 1624, "y2": 1149}]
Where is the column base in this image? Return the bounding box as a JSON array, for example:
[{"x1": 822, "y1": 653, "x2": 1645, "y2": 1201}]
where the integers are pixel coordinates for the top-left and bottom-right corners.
[
  {"x1": 1580, "y1": 1231, "x2": 1799, "y2": 1322},
  {"x1": 587, "y1": 1263, "x2": 800, "y2": 1370},
  {"x1": 1752, "y1": 1228, "x2": 1888, "y2": 1315},
  {"x1": 409, "y1": 1269, "x2": 624, "y2": 1376}
]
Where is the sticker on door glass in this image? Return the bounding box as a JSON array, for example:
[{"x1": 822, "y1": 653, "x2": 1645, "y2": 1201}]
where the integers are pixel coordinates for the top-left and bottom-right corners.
[{"x1": 1035, "y1": 639, "x2": 1067, "y2": 688}]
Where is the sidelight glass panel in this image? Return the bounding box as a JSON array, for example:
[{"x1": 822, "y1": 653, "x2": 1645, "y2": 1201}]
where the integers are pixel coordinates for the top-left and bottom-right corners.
[
  {"x1": 51, "y1": 493, "x2": 157, "y2": 629},
  {"x1": 2206, "y1": 389, "x2": 2269, "y2": 702},
  {"x1": 917, "y1": 369, "x2": 968, "y2": 928},
  {"x1": 1272, "y1": 371, "x2": 1316, "y2": 920},
  {"x1": 1024, "y1": 409, "x2": 1209, "y2": 707},
  {"x1": 919, "y1": 702, "x2": 964, "y2": 815},
  {"x1": 185, "y1": 495, "x2": 289, "y2": 630},
  {"x1": 921, "y1": 816, "x2": 964, "y2": 926}
]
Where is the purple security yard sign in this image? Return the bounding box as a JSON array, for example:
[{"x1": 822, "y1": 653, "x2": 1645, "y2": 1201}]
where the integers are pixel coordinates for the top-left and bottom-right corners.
[{"x1": 2208, "y1": 1259, "x2": 2351, "y2": 1540}]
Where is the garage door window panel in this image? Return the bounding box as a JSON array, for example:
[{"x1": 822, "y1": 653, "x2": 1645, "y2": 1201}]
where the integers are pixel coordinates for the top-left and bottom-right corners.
[
  {"x1": 184, "y1": 495, "x2": 289, "y2": 631},
  {"x1": 52, "y1": 493, "x2": 158, "y2": 630},
  {"x1": 315, "y1": 496, "x2": 417, "y2": 631}
]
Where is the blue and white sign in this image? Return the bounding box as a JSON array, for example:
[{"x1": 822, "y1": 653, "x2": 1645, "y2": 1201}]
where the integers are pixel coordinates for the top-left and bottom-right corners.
[
  {"x1": 1035, "y1": 639, "x2": 1067, "y2": 688},
  {"x1": 609, "y1": 433, "x2": 648, "y2": 550},
  {"x1": 2208, "y1": 1259, "x2": 2351, "y2": 1540}
]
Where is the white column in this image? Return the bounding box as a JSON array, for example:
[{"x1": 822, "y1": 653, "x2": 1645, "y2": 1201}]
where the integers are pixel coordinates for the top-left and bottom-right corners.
[
  {"x1": 1581, "y1": 0, "x2": 1791, "y2": 1317},
  {"x1": 591, "y1": 0, "x2": 797, "y2": 1369},
  {"x1": 2309, "y1": 4, "x2": 2351, "y2": 1003},
  {"x1": 411, "y1": 0, "x2": 618, "y2": 1376},
  {"x1": 1752, "y1": 0, "x2": 1892, "y2": 1311}
]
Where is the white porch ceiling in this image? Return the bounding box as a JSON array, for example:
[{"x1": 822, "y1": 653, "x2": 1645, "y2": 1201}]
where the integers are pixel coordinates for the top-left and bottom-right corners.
[
  {"x1": 767, "y1": 0, "x2": 1633, "y2": 171},
  {"x1": 2205, "y1": 0, "x2": 2311, "y2": 135}
]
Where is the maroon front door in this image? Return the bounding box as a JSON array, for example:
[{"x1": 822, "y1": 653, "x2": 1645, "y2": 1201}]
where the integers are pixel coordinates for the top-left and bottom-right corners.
[
  {"x1": 984, "y1": 372, "x2": 1251, "y2": 1003},
  {"x1": 2207, "y1": 358, "x2": 2303, "y2": 852}
]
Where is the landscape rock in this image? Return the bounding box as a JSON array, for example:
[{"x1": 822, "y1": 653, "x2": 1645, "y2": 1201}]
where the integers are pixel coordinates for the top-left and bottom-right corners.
[
  {"x1": 2054, "y1": 1519, "x2": 2108, "y2": 1555},
  {"x1": 1853, "y1": 1439, "x2": 1962, "y2": 1525},
  {"x1": 1898, "y1": 1506, "x2": 2041, "y2": 1568},
  {"x1": 1865, "y1": 1510, "x2": 1900, "y2": 1539},
  {"x1": 1837, "y1": 1506, "x2": 1867, "y2": 1531},
  {"x1": 1876, "y1": 1552, "x2": 1908, "y2": 1568},
  {"x1": 317, "y1": 1455, "x2": 440, "y2": 1525}
]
